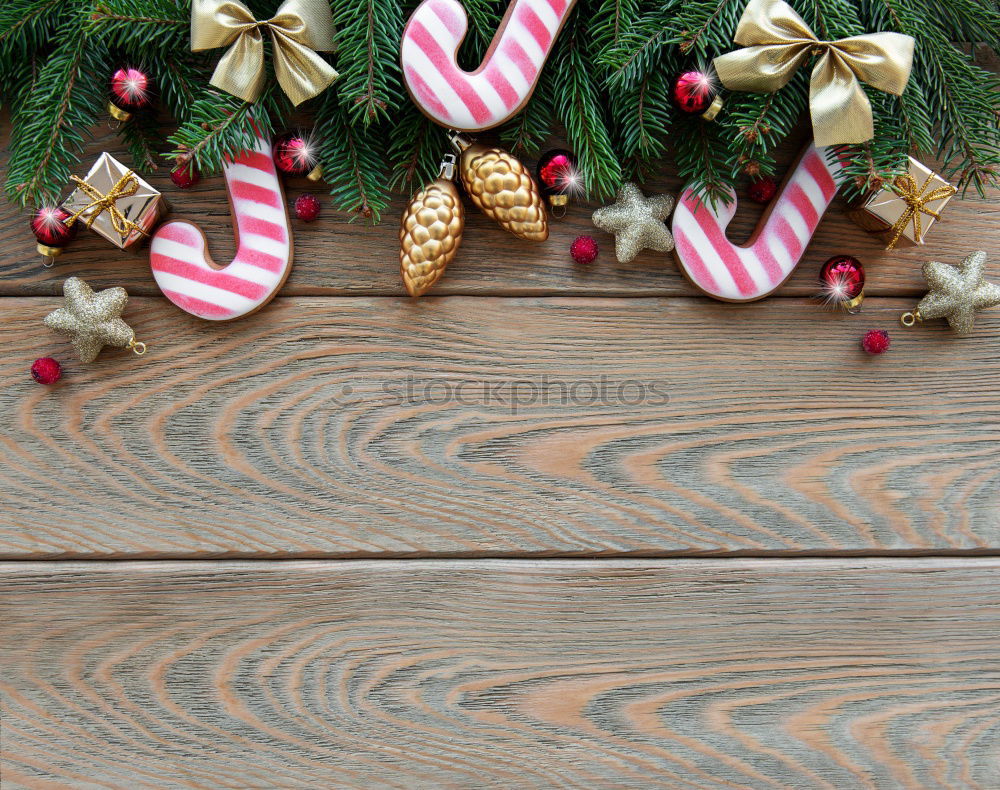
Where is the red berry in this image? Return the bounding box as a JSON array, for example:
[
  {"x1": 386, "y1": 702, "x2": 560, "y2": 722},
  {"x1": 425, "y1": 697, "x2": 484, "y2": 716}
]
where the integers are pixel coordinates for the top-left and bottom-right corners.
[
  {"x1": 295, "y1": 193, "x2": 321, "y2": 222},
  {"x1": 748, "y1": 176, "x2": 777, "y2": 204},
  {"x1": 31, "y1": 206, "x2": 78, "y2": 248},
  {"x1": 861, "y1": 330, "x2": 891, "y2": 355},
  {"x1": 31, "y1": 357, "x2": 62, "y2": 385},
  {"x1": 570, "y1": 235, "x2": 599, "y2": 264},
  {"x1": 169, "y1": 159, "x2": 200, "y2": 189}
]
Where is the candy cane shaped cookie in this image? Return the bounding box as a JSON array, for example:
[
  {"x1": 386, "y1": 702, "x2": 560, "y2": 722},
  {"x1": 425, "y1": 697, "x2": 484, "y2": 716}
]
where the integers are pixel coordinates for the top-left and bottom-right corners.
[
  {"x1": 149, "y1": 136, "x2": 293, "y2": 321},
  {"x1": 672, "y1": 145, "x2": 846, "y2": 302},
  {"x1": 401, "y1": 0, "x2": 577, "y2": 131}
]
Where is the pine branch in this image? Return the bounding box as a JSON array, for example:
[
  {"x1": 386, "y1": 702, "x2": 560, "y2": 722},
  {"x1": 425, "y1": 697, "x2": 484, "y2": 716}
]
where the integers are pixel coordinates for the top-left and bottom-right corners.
[
  {"x1": 500, "y1": 68, "x2": 555, "y2": 156},
  {"x1": 0, "y1": 0, "x2": 67, "y2": 67},
  {"x1": 330, "y1": 0, "x2": 404, "y2": 126},
  {"x1": 315, "y1": 89, "x2": 391, "y2": 221},
  {"x1": 458, "y1": 0, "x2": 504, "y2": 65},
  {"x1": 388, "y1": 106, "x2": 450, "y2": 194},
  {"x1": 551, "y1": 11, "x2": 623, "y2": 197},
  {"x1": 86, "y1": 0, "x2": 188, "y2": 52},
  {"x1": 5, "y1": 13, "x2": 108, "y2": 207},
  {"x1": 118, "y1": 108, "x2": 162, "y2": 173},
  {"x1": 674, "y1": 115, "x2": 731, "y2": 206},
  {"x1": 167, "y1": 85, "x2": 280, "y2": 176}
]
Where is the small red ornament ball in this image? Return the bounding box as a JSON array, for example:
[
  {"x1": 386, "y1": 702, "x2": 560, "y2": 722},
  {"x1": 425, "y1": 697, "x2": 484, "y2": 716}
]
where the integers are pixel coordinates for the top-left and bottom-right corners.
[
  {"x1": 169, "y1": 159, "x2": 200, "y2": 189},
  {"x1": 671, "y1": 70, "x2": 716, "y2": 115},
  {"x1": 820, "y1": 255, "x2": 865, "y2": 301},
  {"x1": 862, "y1": 329, "x2": 891, "y2": 355},
  {"x1": 110, "y1": 67, "x2": 151, "y2": 110},
  {"x1": 294, "y1": 193, "x2": 321, "y2": 222},
  {"x1": 31, "y1": 357, "x2": 62, "y2": 385},
  {"x1": 748, "y1": 176, "x2": 777, "y2": 204},
  {"x1": 31, "y1": 206, "x2": 78, "y2": 248},
  {"x1": 537, "y1": 149, "x2": 577, "y2": 193},
  {"x1": 273, "y1": 132, "x2": 317, "y2": 177},
  {"x1": 570, "y1": 235, "x2": 599, "y2": 264}
]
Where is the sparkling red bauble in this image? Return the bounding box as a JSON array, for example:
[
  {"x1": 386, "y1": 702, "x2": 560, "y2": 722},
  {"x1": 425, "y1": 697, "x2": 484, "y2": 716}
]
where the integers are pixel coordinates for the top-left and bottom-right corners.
[
  {"x1": 536, "y1": 149, "x2": 577, "y2": 193},
  {"x1": 170, "y1": 159, "x2": 200, "y2": 189},
  {"x1": 820, "y1": 255, "x2": 865, "y2": 300},
  {"x1": 272, "y1": 132, "x2": 317, "y2": 177},
  {"x1": 31, "y1": 206, "x2": 78, "y2": 248},
  {"x1": 110, "y1": 67, "x2": 151, "y2": 110},
  {"x1": 294, "y1": 193, "x2": 321, "y2": 222},
  {"x1": 31, "y1": 357, "x2": 62, "y2": 385},
  {"x1": 862, "y1": 329, "x2": 891, "y2": 355},
  {"x1": 748, "y1": 176, "x2": 777, "y2": 204},
  {"x1": 671, "y1": 70, "x2": 716, "y2": 115},
  {"x1": 570, "y1": 235, "x2": 599, "y2": 264}
]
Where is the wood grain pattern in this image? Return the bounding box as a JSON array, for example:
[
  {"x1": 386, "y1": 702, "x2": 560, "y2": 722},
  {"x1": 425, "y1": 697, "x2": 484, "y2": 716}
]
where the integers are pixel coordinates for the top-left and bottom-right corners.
[
  {"x1": 2, "y1": 559, "x2": 998, "y2": 789},
  {"x1": 1, "y1": 123, "x2": 997, "y2": 300},
  {"x1": 2, "y1": 296, "x2": 997, "y2": 558}
]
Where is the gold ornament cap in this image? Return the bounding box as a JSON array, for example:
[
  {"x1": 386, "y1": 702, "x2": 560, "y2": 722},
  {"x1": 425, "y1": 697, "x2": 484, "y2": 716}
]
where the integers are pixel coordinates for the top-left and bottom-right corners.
[
  {"x1": 108, "y1": 102, "x2": 132, "y2": 123},
  {"x1": 701, "y1": 95, "x2": 724, "y2": 121}
]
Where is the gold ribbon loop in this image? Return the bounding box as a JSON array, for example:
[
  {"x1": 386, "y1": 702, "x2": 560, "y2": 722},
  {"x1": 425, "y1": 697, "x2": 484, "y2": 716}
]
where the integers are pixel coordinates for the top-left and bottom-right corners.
[
  {"x1": 192, "y1": 0, "x2": 338, "y2": 106},
  {"x1": 65, "y1": 172, "x2": 145, "y2": 238},
  {"x1": 885, "y1": 172, "x2": 958, "y2": 250},
  {"x1": 714, "y1": 0, "x2": 914, "y2": 146}
]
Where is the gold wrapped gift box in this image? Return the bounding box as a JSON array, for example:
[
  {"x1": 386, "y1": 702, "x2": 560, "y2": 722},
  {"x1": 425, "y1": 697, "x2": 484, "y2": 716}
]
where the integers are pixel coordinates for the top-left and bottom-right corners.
[
  {"x1": 61, "y1": 153, "x2": 167, "y2": 250},
  {"x1": 849, "y1": 156, "x2": 956, "y2": 249}
]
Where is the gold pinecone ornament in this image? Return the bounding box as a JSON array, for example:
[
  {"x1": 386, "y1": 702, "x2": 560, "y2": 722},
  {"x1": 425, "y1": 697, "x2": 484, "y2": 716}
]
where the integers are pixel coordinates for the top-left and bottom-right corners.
[
  {"x1": 452, "y1": 134, "x2": 548, "y2": 242},
  {"x1": 400, "y1": 155, "x2": 465, "y2": 297}
]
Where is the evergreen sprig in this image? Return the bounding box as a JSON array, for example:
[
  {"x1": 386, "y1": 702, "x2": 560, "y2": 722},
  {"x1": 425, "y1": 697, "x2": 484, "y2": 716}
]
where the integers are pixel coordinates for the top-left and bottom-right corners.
[{"x1": 1, "y1": 0, "x2": 997, "y2": 219}]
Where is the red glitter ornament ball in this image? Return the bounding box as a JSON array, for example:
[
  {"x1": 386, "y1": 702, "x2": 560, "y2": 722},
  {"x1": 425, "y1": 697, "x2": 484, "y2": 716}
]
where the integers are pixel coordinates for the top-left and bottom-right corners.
[
  {"x1": 862, "y1": 329, "x2": 891, "y2": 355},
  {"x1": 820, "y1": 255, "x2": 865, "y2": 307},
  {"x1": 671, "y1": 70, "x2": 716, "y2": 115},
  {"x1": 294, "y1": 193, "x2": 321, "y2": 222},
  {"x1": 570, "y1": 235, "x2": 599, "y2": 264},
  {"x1": 169, "y1": 159, "x2": 200, "y2": 189},
  {"x1": 272, "y1": 132, "x2": 317, "y2": 177},
  {"x1": 110, "y1": 67, "x2": 151, "y2": 111},
  {"x1": 31, "y1": 206, "x2": 78, "y2": 248},
  {"x1": 31, "y1": 357, "x2": 62, "y2": 385},
  {"x1": 748, "y1": 176, "x2": 777, "y2": 204}
]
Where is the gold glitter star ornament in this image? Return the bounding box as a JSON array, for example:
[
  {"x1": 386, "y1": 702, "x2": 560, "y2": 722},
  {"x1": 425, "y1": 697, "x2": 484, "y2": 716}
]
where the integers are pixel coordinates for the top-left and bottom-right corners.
[
  {"x1": 592, "y1": 183, "x2": 675, "y2": 263},
  {"x1": 901, "y1": 251, "x2": 1000, "y2": 336},
  {"x1": 44, "y1": 277, "x2": 147, "y2": 363}
]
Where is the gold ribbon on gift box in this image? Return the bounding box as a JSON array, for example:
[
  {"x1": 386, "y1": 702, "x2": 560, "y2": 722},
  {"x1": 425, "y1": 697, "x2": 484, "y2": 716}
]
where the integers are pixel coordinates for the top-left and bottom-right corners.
[
  {"x1": 884, "y1": 172, "x2": 958, "y2": 250},
  {"x1": 65, "y1": 171, "x2": 146, "y2": 239},
  {"x1": 714, "y1": 0, "x2": 914, "y2": 146},
  {"x1": 191, "y1": 0, "x2": 338, "y2": 106}
]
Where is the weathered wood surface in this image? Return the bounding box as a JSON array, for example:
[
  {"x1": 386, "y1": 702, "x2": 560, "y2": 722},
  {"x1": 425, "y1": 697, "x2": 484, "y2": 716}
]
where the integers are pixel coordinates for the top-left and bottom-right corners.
[
  {"x1": 2, "y1": 559, "x2": 998, "y2": 789},
  {"x1": 2, "y1": 123, "x2": 997, "y2": 299},
  {"x1": 1, "y1": 296, "x2": 997, "y2": 558}
]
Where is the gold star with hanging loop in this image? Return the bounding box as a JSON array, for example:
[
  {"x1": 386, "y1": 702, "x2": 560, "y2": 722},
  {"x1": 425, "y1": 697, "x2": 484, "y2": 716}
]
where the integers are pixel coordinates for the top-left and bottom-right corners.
[
  {"x1": 901, "y1": 251, "x2": 1000, "y2": 336},
  {"x1": 44, "y1": 277, "x2": 147, "y2": 363}
]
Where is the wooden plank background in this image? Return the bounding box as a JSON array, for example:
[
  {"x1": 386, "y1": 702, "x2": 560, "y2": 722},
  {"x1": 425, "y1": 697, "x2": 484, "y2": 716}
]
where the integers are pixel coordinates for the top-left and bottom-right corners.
[
  {"x1": 2, "y1": 89, "x2": 999, "y2": 787},
  {"x1": 3, "y1": 560, "x2": 999, "y2": 789}
]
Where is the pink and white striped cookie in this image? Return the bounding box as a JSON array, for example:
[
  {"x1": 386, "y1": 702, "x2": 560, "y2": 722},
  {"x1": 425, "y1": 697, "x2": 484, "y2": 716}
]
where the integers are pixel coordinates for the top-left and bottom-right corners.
[
  {"x1": 149, "y1": 137, "x2": 293, "y2": 321},
  {"x1": 672, "y1": 145, "x2": 846, "y2": 302},
  {"x1": 401, "y1": 0, "x2": 577, "y2": 132}
]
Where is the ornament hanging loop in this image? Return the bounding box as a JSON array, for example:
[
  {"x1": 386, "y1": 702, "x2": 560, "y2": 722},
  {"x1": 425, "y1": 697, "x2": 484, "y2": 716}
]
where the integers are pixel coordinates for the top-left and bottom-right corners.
[
  {"x1": 128, "y1": 336, "x2": 147, "y2": 356},
  {"x1": 900, "y1": 310, "x2": 919, "y2": 327},
  {"x1": 439, "y1": 153, "x2": 457, "y2": 181}
]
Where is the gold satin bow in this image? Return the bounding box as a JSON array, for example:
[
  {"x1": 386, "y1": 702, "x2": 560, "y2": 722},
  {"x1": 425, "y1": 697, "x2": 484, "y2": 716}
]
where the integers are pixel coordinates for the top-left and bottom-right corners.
[
  {"x1": 885, "y1": 172, "x2": 957, "y2": 249},
  {"x1": 714, "y1": 0, "x2": 914, "y2": 146},
  {"x1": 65, "y1": 172, "x2": 146, "y2": 238},
  {"x1": 192, "y1": 0, "x2": 338, "y2": 106}
]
